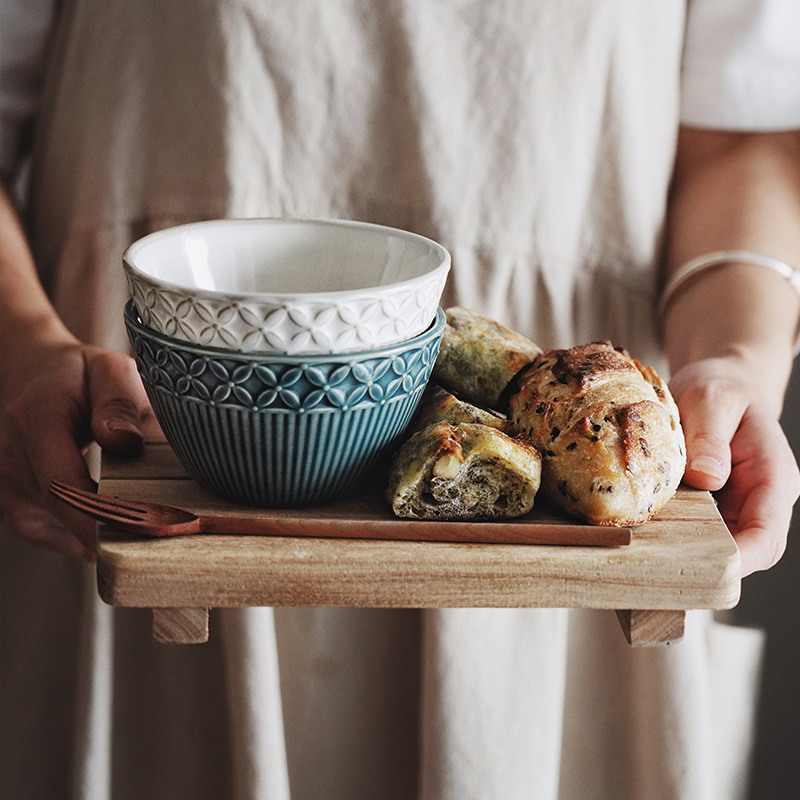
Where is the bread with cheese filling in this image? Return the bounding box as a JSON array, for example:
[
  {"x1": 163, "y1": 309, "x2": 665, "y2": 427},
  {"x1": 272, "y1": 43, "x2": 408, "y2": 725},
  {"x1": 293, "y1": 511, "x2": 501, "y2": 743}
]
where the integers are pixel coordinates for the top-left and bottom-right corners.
[{"x1": 386, "y1": 421, "x2": 542, "y2": 520}]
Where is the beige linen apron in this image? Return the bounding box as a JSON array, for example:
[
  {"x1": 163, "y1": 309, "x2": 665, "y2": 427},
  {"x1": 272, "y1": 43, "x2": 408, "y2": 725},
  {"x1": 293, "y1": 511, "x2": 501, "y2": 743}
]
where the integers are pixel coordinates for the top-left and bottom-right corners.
[{"x1": 2, "y1": 1, "x2": 765, "y2": 798}]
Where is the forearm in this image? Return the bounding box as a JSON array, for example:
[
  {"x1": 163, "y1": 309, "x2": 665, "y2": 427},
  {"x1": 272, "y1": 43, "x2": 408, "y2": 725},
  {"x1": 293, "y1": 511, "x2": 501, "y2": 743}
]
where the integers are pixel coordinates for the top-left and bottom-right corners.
[
  {"x1": 663, "y1": 128, "x2": 800, "y2": 411},
  {"x1": 0, "y1": 179, "x2": 77, "y2": 394}
]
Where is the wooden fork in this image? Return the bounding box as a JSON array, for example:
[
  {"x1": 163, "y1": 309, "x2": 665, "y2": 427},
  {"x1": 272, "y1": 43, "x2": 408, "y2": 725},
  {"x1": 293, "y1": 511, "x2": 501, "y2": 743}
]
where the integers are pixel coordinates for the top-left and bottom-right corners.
[
  {"x1": 49, "y1": 480, "x2": 632, "y2": 546},
  {"x1": 50, "y1": 480, "x2": 204, "y2": 537}
]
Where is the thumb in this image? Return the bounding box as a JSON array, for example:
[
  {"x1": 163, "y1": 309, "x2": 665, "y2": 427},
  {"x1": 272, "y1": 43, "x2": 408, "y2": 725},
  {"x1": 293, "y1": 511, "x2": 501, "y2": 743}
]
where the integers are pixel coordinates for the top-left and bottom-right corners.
[
  {"x1": 86, "y1": 349, "x2": 150, "y2": 452},
  {"x1": 674, "y1": 384, "x2": 744, "y2": 492}
]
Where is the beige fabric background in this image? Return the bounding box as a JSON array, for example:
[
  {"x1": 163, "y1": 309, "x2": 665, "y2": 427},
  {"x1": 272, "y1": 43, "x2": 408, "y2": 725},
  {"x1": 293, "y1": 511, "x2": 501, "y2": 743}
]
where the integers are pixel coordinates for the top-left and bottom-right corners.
[{"x1": 2, "y1": 1, "x2": 766, "y2": 798}]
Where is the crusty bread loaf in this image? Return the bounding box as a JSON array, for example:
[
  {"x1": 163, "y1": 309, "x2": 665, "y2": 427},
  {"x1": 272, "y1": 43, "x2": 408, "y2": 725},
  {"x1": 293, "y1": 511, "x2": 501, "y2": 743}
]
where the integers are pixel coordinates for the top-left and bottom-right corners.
[
  {"x1": 386, "y1": 421, "x2": 542, "y2": 520},
  {"x1": 432, "y1": 307, "x2": 542, "y2": 409},
  {"x1": 409, "y1": 384, "x2": 513, "y2": 435},
  {"x1": 505, "y1": 342, "x2": 685, "y2": 526}
]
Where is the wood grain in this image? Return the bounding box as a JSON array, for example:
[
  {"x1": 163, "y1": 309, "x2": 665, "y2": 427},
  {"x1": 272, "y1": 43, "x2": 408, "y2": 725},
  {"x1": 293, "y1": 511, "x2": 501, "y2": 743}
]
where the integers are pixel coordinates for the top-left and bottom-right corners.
[
  {"x1": 95, "y1": 477, "x2": 631, "y2": 546},
  {"x1": 96, "y1": 437, "x2": 741, "y2": 615},
  {"x1": 616, "y1": 609, "x2": 686, "y2": 646},
  {"x1": 152, "y1": 607, "x2": 209, "y2": 644}
]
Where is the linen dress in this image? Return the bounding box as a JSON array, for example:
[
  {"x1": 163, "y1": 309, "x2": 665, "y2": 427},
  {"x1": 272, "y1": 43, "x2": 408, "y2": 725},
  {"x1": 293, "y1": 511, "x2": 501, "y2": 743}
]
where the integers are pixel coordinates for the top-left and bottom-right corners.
[{"x1": 1, "y1": 1, "x2": 768, "y2": 798}]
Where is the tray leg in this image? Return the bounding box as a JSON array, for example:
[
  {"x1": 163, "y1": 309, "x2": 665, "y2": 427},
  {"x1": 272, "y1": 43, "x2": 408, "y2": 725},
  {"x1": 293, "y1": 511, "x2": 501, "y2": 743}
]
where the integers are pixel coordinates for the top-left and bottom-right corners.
[
  {"x1": 152, "y1": 607, "x2": 210, "y2": 644},
  {"x1": 616, "y1": 609, "x2": 685, "y2": 646}
]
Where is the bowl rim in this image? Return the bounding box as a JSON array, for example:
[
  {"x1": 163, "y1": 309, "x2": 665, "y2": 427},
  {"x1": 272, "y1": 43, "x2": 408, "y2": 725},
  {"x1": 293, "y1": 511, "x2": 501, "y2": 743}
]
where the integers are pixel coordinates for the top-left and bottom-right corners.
[
  {"x1": 124, "y1": 299, "x2": 446, "y2": 363},
  {"x1": 122, "y1": 217, "x2": 451, "y2": 303}
]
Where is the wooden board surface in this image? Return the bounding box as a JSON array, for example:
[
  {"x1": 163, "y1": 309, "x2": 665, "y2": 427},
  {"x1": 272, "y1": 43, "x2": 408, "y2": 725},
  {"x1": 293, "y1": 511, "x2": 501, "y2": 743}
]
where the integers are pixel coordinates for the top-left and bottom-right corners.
[{"x1": 95, "y1": 418, "x2": 741, "y2": 613}]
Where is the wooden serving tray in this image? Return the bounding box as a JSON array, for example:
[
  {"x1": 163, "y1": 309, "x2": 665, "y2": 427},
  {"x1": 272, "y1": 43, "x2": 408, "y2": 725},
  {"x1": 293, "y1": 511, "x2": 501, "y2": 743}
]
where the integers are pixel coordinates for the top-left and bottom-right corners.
[{"x1": 95, "y1": 417, "x2": 741, "y2": 646}]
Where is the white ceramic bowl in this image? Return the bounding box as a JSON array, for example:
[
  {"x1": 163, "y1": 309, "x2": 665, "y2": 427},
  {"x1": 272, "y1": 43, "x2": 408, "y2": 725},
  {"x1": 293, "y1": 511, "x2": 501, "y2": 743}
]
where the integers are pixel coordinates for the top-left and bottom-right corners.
[{"x1": 123, "y1": 218, "x2": 450, "y2": 354}]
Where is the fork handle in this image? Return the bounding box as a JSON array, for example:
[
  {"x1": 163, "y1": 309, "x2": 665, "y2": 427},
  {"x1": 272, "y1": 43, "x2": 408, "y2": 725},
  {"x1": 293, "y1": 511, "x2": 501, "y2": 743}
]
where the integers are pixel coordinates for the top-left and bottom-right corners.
[{"x1": 196, "y1": 514, "x2": 631, "y2": 547}]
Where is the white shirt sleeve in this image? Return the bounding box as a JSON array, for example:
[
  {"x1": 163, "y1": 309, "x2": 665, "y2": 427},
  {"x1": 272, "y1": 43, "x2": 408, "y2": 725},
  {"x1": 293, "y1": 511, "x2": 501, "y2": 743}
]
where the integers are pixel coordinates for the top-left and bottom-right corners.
[
  {"x1": 681, "y1": 0, "x2": 800, "y2": 131},
  {"x1": 0, "y1": 0, "x2": 56, "y2": 174}
]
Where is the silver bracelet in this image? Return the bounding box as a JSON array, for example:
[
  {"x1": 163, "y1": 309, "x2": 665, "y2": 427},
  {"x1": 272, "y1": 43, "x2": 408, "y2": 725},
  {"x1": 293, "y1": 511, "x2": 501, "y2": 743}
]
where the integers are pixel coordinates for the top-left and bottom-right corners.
[
  {"x1": 660, "y1": 250, "x2": 800, "y2": 313},
  {"x1": 659, "y1": 250, "x2": 800, "y2": 354}
]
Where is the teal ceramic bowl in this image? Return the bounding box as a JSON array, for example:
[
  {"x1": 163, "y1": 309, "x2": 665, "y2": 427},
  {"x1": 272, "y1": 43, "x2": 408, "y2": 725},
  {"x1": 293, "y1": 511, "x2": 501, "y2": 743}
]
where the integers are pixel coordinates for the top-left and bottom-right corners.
[{"x1": 124, "y1": 300, "x2": 445, "y2": 507}]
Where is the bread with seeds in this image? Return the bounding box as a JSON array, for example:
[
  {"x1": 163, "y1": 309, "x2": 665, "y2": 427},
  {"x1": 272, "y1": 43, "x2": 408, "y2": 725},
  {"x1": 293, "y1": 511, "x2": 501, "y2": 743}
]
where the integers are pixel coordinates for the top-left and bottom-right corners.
[
  {"x1": 505, "y1": 342, "x2": 685, "y2": 526},
  {"x1": 432, "y1": 307, "x2": 542, "y2": 409},
  {"x1": 386, "y1": 421, "x2": 542, "y2": 520}
]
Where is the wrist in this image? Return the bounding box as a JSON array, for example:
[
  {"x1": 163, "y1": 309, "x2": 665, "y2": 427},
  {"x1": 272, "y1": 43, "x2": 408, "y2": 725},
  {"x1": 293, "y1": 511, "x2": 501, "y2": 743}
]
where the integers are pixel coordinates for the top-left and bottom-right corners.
[
  {"x1": 663, "y1": 260, "x2": 799, "y2": 393},
  {"x1": 661, "y1": 252, "x2": 800, "y2": 321}
]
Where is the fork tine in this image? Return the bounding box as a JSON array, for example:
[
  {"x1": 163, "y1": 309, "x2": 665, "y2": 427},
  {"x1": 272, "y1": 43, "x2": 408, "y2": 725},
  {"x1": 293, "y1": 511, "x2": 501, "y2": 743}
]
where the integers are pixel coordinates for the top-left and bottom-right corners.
[
  {"x1": 50, "y1": 487, "x2": 146, "y2": 523},
  {"x1": 49, "y1": 481, "x2": 145, "y2": 516},
  {"x1": 49, "y1": 482, "x2": 124, "y2": 518},
  {"x1": 50, "y1": 479, "x2": 147, "y2": 510},
  {"x1": 49, "y1": 481, "x2": 150, "y2": 521},
  {"x1": 48, "y1": 487, "x2": 115, "y2": 521}
]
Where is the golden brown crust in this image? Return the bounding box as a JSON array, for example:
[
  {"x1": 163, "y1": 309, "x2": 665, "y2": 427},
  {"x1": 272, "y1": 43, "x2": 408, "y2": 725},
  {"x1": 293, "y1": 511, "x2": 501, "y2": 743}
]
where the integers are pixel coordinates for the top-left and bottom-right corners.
[
  {"x1": 409, "y1": 385, "x2": 513, "y2": 434},
  {"x1": 386, "y1": 421, "x2": 542, "y2": 520},
  {"x1": 507, "y1": 342, "x2": 685, "y2": 526},
  {"x1": 431, "y1": 307, "x2": 542, "y2": 409}
]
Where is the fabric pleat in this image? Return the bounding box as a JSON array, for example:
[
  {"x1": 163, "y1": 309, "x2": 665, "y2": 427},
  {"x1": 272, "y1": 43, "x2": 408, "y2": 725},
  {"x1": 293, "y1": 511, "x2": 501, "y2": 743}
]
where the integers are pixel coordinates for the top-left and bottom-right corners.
[{"x1": 1, "y1": 2, "x2": 765, "y2": 798}]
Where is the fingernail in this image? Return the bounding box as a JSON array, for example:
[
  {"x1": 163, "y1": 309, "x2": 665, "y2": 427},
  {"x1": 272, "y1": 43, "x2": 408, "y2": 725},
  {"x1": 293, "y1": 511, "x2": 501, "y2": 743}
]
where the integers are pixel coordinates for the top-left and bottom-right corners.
[
  {"x1": 106, "y1": 417, "x2": 142, "y2": 437},
  {"x1": 688, "y1": 456, "x2": 725, "y2": 481}
]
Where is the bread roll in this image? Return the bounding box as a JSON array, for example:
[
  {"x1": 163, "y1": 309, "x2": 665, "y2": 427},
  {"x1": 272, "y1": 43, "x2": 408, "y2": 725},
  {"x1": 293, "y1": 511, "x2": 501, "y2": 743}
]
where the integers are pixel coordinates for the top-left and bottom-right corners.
[
  {"x1": 505, "y1": 342, "x2": 685, "y2": 526},
  {"x1": 409, "y1": 385, "x2": 513, "y2": 434},
  {"x1": 432, "y1": 307, "x2": 542, "y2": 408},
  {"x1": 386, "y1": 421, "x2": 542, "y2": 520}
]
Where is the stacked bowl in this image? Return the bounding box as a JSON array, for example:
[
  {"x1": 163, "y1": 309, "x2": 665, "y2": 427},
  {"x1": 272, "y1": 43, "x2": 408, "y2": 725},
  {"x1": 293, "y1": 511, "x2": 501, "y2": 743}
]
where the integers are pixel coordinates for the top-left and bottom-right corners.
[{"x1": 123, "y1": 218, "x2": 450, "y2": 507}]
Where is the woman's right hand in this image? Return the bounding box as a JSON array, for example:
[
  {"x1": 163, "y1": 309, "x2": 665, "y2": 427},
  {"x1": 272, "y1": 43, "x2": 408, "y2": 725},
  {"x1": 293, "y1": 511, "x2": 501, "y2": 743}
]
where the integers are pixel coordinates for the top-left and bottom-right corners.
[
  {"x1": 0, "y1": 343, "x2": 151, "y2": 561},
  {"x1": 668, "y1": 354, "x2": 800, "y2": 577}
]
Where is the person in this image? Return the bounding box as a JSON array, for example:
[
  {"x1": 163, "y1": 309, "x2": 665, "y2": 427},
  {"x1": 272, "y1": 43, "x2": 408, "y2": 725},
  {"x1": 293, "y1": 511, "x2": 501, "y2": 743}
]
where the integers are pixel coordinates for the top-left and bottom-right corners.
[{"x1": 1, "y1": 1, "x2": 799, "y2": 798}]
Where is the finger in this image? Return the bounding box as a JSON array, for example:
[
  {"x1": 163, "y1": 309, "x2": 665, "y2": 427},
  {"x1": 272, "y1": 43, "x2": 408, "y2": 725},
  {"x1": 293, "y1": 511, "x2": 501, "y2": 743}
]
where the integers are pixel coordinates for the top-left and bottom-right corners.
[
  {"x1": 1, "y1": 417, "x2": 98, "y2": 552},
  {"x1": 724, "y1": 456, "x2": 796, "y2": 577},
  {"x1": 730, "y1": 487, "x2": 792, "y2": 577},
  {"x1": 85, "y1": 349, "x2": 150, "y2": 453},
  {"x1": 4, "y1": 504, "x2": 96, "y2": 562},
  {"x1": 5, "y1": 385, "x2": 98, "y2": 500},
  {"x1": 673, "y1": 382, "x2": 747, "y2": 491},
  {"x1": 714, "y1": 412, "x2": 800, "y2": 576},
  {"x1": 0, "y1": 442, "x2": 96, "y2": 558}
]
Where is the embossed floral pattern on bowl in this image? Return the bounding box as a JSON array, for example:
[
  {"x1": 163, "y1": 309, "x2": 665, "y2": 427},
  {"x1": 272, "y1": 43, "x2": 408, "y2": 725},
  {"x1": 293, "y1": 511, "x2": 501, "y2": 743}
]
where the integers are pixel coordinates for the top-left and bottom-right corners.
[
  {"x1": 124, "y1": 301, "x2": 445, "y2": 507},
  {"x1": 124, "y1": 218, "x2": 450, "y2": 354}
]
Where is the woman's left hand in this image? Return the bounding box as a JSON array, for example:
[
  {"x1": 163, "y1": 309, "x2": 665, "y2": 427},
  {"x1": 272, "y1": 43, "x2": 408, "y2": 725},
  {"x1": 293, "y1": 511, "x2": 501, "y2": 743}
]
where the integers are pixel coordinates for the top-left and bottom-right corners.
[{"x1": 669, "y1": 356, "x2": 800, "y2": 577}]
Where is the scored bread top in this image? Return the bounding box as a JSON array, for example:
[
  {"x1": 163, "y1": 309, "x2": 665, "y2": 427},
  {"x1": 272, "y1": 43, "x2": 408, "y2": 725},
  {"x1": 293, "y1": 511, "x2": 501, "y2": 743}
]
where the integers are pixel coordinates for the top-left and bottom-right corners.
[{"x1": 506, "y1": 341, "x2": 686, "y2": 526}]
